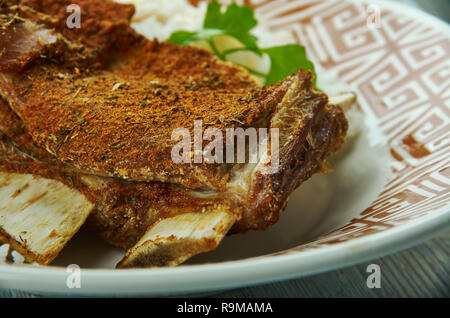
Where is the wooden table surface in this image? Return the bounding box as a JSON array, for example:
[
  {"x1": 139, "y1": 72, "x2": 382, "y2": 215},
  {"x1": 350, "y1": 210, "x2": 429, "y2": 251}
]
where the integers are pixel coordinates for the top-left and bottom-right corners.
[
  {"x1": 1, "y1": 0, "x2": 448, "y2": 299},
  {"x1": 1, "y1": 231, "x2": 448, "y2": 298}
]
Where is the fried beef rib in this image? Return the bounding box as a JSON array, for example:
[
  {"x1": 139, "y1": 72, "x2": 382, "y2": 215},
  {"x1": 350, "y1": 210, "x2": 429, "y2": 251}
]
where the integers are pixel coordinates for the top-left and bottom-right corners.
[{"x1": 0, "y1": 0, "x2": 348, "y2": 267}]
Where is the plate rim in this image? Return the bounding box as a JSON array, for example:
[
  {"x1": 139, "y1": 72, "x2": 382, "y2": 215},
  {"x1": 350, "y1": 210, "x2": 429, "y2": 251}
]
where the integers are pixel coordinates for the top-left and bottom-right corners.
[{"x1": 0, "y1": 0, "x2": 449, "y2": 296}]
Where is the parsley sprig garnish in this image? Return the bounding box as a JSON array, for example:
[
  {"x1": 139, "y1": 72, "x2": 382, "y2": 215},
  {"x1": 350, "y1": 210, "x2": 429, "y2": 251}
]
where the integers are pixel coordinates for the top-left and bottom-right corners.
[{"x1": 168, "y1": 1, "x2": 317, "y2": 86}]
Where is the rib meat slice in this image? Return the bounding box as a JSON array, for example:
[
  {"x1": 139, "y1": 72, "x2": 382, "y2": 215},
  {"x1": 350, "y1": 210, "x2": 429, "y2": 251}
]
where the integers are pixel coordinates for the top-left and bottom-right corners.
[
  {"x1": 0, "y1": 72, "x2": 348, "y2": 267},
  {"x1": 118, "y1": 87, "x2": 348, "y2": 268}
]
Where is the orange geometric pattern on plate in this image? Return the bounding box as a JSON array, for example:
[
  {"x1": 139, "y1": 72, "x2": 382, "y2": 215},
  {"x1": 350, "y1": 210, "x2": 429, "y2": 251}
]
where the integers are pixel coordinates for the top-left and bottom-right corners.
[{"x1": 223, "y1": 0, "x2": 450, "y2": 251}]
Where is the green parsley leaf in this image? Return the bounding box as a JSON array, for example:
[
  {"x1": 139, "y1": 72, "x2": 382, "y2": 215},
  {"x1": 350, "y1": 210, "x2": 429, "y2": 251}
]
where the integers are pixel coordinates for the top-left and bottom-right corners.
[
  {"x1": 203, "y1": 1, "x2": 259, "y2": 50},
  {"x1": 169, "y1": 29, "x2": 223, "y2": 46},
  {"x1": 168, "y1": 31, "x2": 199, "y2": 45},
  {"x1": 262, "y1": 45, "x2": 316, "y2": 86}
]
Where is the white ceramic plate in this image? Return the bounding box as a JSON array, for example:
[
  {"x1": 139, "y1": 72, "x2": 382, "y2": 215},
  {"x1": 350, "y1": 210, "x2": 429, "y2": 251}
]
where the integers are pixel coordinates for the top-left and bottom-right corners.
[{"x1": 0, "y1": 0, "x2": 449, "y2": 296}]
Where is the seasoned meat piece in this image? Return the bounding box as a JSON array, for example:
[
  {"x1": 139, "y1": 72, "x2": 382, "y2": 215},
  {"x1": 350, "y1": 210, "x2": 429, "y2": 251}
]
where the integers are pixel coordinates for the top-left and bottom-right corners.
[
  {"x1": 0, "y1": 69, "x2": 348, "y2": 266},
  {"x1": 5, "y1": 0, "x2": 136, "y2": 59}
]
